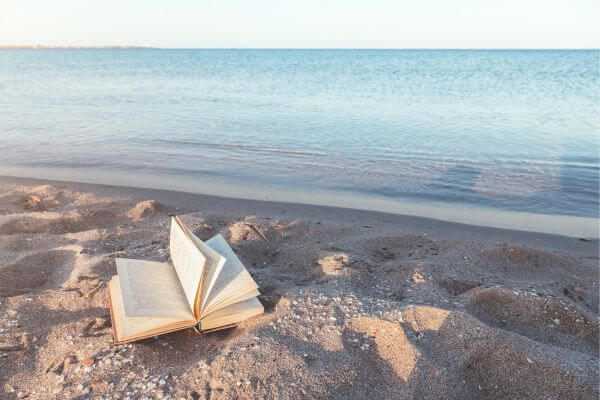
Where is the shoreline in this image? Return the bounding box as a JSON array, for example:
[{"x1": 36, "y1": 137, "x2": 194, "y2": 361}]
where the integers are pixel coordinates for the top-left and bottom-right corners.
[
  {"x1": 1, "y1": 166, "x2": 596, "y2": 240},
  {"x1": 0, "y1": 174, "x2": 597, "y2": 255}
]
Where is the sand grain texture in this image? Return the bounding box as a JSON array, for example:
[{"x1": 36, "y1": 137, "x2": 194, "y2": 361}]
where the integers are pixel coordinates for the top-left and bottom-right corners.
[{"x1": 0, "y1": 181, "x2": 598, "y2": 399}]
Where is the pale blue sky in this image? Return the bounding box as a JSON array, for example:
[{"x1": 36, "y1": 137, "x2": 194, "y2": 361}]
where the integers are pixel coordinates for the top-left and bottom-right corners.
[{"x1": 1, "y1": 0, "x2": 598, "y2": 48}]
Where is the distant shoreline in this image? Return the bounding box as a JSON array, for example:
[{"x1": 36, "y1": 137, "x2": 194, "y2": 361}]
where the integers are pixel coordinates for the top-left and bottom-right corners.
[
  {"x1": 0, "y1": 45, "x2": 154, "y2": 49},
  {"x1": 0, "y1": 46, "x2": 597, "y2": 50}
]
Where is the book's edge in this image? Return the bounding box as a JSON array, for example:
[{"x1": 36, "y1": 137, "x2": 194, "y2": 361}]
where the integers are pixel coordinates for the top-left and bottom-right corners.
[
  {"x1": 115, "y1": 324, "x2": 197, "y2": 345},
  {"x1": 106, "y1": 281, "x2": 119, "y2": 344},
  {"x1": 199, "y1": 299, "x2": 264, "y2": 331},
  {"x1": 199, "y1": 323, "x2": 239, "y2": 333},
  {"x1": 200, "y1": 287, "x2": 261, "y2": 319}
]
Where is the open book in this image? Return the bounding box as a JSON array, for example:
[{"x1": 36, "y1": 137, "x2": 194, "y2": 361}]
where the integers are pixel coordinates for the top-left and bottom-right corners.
[{"x1": 107, "y1": 216, "x2": 264, "y2": 344}]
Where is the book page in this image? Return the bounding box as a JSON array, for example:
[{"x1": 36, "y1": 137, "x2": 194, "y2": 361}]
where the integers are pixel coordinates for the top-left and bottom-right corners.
[
  {"x1": 201, "y1": 234, "x2": 259, "y2": 317},
  {"x1": 169, "y1": 217, "x2": 207, "y2": 311},
  {"x1": 199, "y1": 297, "x2": 264, "y2": 331},
  {"x1": 204, "y1": 287, "x2": 260, "y2": 315},
  {"x1": 109, "y1": 277, "x2": 196, "y2": 344},
  {"x1": 175, "y1": 220, "x2": 227, "y2": 317},
  {"x1": 116, "y1": 258, "x2": 194, "y2": 320}
]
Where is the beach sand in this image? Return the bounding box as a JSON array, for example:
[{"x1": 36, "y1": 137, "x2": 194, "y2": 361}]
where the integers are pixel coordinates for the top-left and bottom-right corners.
[{"x1": 0, "y1": 176, "x2": 598, "y2": 399}]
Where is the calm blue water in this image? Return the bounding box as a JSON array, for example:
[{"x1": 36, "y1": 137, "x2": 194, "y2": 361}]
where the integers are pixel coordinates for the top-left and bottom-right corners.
[{"x1": 0, "y1": 49, "x2": 598, "y2": 217}]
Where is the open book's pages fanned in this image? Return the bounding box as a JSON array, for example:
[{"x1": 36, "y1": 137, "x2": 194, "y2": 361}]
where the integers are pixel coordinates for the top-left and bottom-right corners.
[{"x1": 107, "y1": 217, "x2": 264, "y2": 344}]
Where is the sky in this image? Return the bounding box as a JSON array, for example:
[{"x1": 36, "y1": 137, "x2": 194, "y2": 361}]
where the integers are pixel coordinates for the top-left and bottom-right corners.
[{"x1": 1, "y1": 0, "x2": 599, "y2": 48}]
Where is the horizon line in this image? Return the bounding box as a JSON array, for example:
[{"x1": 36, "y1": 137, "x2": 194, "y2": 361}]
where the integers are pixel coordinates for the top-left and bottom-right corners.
[{"x1": 1, "y1": 45, "x2": 599, "y2": 51}]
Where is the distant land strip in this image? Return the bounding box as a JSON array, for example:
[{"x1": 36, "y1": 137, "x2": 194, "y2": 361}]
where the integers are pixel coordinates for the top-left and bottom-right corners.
[{"x1": 0, "y1": 45, "x2": 154, "y2": 49}]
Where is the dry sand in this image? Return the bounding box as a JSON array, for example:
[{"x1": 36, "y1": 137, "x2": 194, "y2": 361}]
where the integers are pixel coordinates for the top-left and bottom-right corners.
[{"x1": 0, "y1": 176, "x2": 598, "y2": 400}]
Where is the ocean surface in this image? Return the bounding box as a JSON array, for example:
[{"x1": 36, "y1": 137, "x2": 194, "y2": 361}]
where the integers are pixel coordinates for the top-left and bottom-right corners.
[{"x1": 0, "y1": 49, "x2": 598, "y2": 224}]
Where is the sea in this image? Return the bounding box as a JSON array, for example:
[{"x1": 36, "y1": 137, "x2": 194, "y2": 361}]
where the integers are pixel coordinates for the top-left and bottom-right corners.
[{"x1": 0, "y1": 49, "x2": 598, "y2": 234}]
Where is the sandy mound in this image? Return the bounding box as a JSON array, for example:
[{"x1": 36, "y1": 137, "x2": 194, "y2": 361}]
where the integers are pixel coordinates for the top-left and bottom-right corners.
[
  {"x1": 0, "y1": 249, "x2": 76, "y2": 297},
  {"x1": 12, "y1": 185, "x2": 64, "y2": 211},
  {"x1": 13, "y1": 195, "x2": 46, "y2": 212},
  {"x1": 463, "y1": 286, "x2": 599, "y2": 356},
  {"x1": 29, "y1": 184, "x2": 60, "y2": 198},
  {"x1": 399, "y1": 305, "x2": 598, "y2": 399},
  {"x1": 0, "y1": 210, "x2": 119, "y2": 235},
  {"x1": 127, "y1": 200, "x2": 161, "y2": 221},
  {"x1": 314, "y1": 251, "x2": 351, "y2": 275}
]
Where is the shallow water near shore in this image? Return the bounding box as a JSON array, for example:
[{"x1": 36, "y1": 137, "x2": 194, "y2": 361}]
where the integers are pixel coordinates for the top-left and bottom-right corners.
[
  {"x1": 0, "y1": 169, "x2": 597, "y2": 239},
  {"x1": 1, "y1": 49, "x2": 598, "y2": 223}
]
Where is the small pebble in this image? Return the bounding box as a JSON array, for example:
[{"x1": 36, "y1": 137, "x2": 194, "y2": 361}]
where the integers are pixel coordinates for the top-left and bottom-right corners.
[{"x1": 82, "y1": 357, "x2": 94, "y2": 367}]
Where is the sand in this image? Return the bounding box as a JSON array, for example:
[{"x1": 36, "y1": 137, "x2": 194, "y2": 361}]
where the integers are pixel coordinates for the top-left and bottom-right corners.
[{"x1": 0, "y1": 176, "x2": 598, "y2": 399}]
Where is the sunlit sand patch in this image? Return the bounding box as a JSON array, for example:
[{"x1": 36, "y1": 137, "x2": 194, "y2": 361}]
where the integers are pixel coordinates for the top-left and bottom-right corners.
[
  {"x1": 410, "y1": 269, "x2": 427, "y2": 284},
  {"x1": 402, "y1": 305, "x2": 450, "y2": 332},
  {"x1": 127, "y1": 200, "x2": 161, "y2": 221},
  {"x1": 314, "y1": 251, "x2": 350, "y2": 275},
  {"x1": 272, "y1": 219, "x2": 314, "y2": 239},
  {"x1": 14, "y1": 194, "x2": 47, "y2": 211},
  {"x1": 348, "y1": 317, "x2": 420, "y2": 381},
  {"x1": 228, "y1": 219, "x2": 268, "y2": 243},
  {"x1": 0, "y1": 210, "x2": 120, "y2": 235}
]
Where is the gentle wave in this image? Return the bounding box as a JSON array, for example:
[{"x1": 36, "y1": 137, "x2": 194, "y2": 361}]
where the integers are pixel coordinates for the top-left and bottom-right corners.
[{"x1": 155, "y1": 139, "x2": 327, "y2": 157}]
